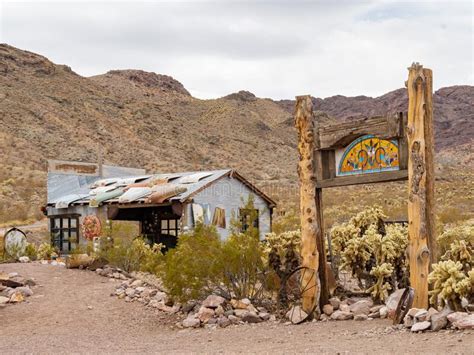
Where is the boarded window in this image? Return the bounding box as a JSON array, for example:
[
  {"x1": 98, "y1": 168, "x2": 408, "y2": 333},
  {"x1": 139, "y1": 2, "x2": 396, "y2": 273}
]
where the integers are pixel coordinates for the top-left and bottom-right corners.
[{"x1": 212, "y1": 207, "x2": 226, "y2": 228}]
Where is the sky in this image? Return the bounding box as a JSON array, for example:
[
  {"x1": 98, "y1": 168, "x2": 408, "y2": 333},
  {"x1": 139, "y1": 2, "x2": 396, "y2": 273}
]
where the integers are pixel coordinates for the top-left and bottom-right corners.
[{"x1": 0, "y1": 0, "x2": 472, "y2": 99}]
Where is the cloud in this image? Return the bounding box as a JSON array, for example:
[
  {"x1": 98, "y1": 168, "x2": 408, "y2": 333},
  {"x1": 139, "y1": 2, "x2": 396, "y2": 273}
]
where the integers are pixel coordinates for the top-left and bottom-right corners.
[{"x1": 0, "y1": 0, "x2": 472, "y2": 99}]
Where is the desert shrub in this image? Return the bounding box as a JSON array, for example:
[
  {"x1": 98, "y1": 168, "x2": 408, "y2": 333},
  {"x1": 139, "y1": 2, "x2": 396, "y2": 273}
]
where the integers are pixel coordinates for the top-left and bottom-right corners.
[
  {"x1": 99, "y1": 237, "x2": 164, "y2": 273},
  {"x1": 37, "y1": 242, "x2": 58, "y2": 260},
  {"x1": 428, "y1": 221, "x2": 473, "y2": 310},
  {"x1": 24, "y1": 242, "x2": 38, "y2": 260},
  {"x1": 219, "y1": 232, "x2": 266, "y2": 300},
  {"x1": 272, "y1": 208, "x2": 300, "y2": 235},
  {"x1": 160, "y1": 223, "x2": 223, "y2": 301},
  {"x1": 330, "y1": 206, "x2": 409, "y2": 302}
]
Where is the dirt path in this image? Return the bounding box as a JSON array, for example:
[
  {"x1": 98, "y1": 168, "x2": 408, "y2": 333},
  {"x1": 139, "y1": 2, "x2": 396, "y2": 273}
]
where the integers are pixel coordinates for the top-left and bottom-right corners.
[{"x1": 0, "y1": 263, "x2": 472, "y2": 354}]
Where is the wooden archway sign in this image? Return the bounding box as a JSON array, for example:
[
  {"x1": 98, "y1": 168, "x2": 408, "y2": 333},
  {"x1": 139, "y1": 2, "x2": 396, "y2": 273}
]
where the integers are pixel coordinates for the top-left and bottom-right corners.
[{"x1": 295, "y1": 62, "x2": 436, "y2": 314}]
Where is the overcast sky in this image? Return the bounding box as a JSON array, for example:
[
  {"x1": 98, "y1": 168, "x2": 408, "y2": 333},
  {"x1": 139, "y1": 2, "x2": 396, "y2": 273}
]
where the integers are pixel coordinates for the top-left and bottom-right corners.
[{"x1": 0, "y1": 0, "x2": 472, "y2": 99}]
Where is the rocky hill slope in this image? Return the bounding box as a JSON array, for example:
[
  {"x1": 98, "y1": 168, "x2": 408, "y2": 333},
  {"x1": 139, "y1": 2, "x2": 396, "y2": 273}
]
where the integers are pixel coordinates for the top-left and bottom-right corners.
[{"x1": 0, "y1": 44, "x2": 472, "y2": 223}]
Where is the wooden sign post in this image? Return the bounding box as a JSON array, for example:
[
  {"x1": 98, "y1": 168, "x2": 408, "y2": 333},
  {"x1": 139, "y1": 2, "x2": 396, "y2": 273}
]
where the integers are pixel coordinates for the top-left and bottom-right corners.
[
  {"x1": 406, "y1": 63, "x2": 436, "y2": 309},
  {"x1": 295, "y1": 95, "x2": 323, "y2": 315}
]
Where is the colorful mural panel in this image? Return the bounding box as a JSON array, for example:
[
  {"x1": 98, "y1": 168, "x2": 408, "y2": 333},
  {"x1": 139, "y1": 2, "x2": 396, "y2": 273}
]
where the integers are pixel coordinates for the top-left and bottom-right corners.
[{"x1": 338, "y1": 135, "x2": 399, "y2": 176}]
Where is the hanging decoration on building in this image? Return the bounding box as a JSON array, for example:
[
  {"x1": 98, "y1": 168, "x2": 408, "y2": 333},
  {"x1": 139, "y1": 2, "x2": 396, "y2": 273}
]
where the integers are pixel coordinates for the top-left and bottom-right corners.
[
  {"x1": 81, "y1": 215, "x2": 102, "y2": 240},
  {"x1": 338, "y1": 135, "x2": 399, "y2": 176}
]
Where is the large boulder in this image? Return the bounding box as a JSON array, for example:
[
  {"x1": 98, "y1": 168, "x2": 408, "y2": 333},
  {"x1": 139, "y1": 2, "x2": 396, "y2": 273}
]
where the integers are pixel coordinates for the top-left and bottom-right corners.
[
  {"x1": 0, "y1": 296, "x2": 9, "y2": 304},
  {"x1": 202, "y1": 295, "x2": 225, "y2": 309}
]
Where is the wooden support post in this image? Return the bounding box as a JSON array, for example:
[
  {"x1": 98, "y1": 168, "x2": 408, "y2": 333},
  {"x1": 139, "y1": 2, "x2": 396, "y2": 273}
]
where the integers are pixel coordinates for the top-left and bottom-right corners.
[
  {"x1": 406, "y1": 63, "x2": 436, "y2": 309},
  {"x1": 295, "y1": 95, "x2": 321, "y2": 315}
]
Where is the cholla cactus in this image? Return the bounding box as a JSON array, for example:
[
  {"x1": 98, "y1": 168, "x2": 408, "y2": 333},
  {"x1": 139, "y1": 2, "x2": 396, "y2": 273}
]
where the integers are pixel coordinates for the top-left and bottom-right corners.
[
  {"x1": 367, "y1": 263, "x2": 394, "y2": 302},
  {"x1": 428, "y1": 221, "x2": 473, "y2": 309},
  {"x1": 263, "y1": 230, "x2": 301, "y2": 273},
  {"x1": 330, "y1": 206, "x2": 408, "y2": 301},
  {"x1": 428, "y1": 260, "x2": 469, "y2": 310}
]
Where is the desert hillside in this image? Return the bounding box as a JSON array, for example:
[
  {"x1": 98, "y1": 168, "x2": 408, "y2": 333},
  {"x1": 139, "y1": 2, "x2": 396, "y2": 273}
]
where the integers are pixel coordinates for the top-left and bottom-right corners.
[{"x1": 0, "y1": 44, "x2": 472, "y2": 224}]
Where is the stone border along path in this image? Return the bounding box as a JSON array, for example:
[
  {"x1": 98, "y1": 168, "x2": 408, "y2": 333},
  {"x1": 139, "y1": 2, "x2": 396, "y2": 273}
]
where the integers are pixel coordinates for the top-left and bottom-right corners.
[{"x1": 0, "y1": 262, "x2": 472, "y2": 354}]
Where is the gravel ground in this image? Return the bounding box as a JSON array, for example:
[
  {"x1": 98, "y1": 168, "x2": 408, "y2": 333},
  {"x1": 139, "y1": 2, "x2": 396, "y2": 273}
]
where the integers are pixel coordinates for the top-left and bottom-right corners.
[{"x1": 0, "y1": 263, "x2": 472, "y2": 354}]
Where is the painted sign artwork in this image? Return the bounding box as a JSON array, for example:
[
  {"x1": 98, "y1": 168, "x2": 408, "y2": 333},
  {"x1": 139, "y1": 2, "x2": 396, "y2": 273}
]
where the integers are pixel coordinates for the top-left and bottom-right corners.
[{"x1": 338, "y1": 135, "x2": 399, "y2": 176}]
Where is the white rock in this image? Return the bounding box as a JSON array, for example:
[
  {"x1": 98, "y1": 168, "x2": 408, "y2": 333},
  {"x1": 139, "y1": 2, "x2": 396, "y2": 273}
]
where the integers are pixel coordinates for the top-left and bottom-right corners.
[
  {"x1": 19, "y1": 256, "x2": 30, "y2": 263},
  {"x1": 331, "y1": 310, "x2": 353, "y2": 321},
  {"x1": 448, "y1": 312, "x2": 474, "y2": 329},
  {"x1": 0, "y1": 296, "x2": 9, "y2": 304},
  {"x1": 259, "y1": 312, "x2": 270, "y2": 321},
  {"x1": 379, "y1": 306, "x2": 388, "y2": 319},
  {"x1": 339, "y1": 303, "x2": 350, "y2": 312},
  {"x1": 286, "y1": 305, "x2": 308, "y2": 324},
  {"x1": 182, "y1": 315, "x2": 200, "y2": 328},
  {"x1": 411, "y1": 321, "x2": 431, "y2": 332},
  {"x1": 202, "y1": 294, "x2": 226, "y2": 308},
  {"x1": 131, "y1": 279, "x2": 143, "y2": 287},
  {"x1": 349, "y1": 300, "x2": 373, "y2": 315}
]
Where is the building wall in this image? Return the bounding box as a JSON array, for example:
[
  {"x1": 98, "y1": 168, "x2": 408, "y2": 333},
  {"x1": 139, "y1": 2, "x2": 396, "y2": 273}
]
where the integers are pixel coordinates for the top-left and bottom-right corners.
[{"x1": 183, "y1": 176, "x2": 272, "y2": 240}]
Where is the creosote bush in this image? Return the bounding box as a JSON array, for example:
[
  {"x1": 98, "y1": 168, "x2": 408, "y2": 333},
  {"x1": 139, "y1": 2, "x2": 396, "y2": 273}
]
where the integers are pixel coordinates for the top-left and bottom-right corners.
[
  {"x1": 330, "y1": 206, "x2": 408, "y2": 302},
  {"x1": 99, "y1": 237, "x2": 164, "y2": 273}
]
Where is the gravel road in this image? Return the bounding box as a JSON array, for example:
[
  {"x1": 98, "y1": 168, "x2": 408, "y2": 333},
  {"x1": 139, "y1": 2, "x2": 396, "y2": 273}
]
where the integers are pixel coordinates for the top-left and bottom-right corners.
[{"x1": 0, "y1": 263, "x2": 472, "y2": 354}]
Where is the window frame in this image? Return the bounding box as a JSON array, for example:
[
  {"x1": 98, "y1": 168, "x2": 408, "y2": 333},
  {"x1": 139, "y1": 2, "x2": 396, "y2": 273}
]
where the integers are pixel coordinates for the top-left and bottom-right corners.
[
  {"x1": 239, "y1": 208, "x2": 259, "y2": 232},
  {"x1": 160, "y1": 218, "x2": 180, "y2": 237},
  {"x1": 49, "y1": 214, "x2": 80, "y2": 253}
]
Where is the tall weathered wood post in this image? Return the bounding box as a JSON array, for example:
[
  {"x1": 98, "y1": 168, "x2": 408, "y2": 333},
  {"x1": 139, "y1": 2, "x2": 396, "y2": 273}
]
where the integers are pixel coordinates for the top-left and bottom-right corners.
[
  {"x1": 406, "y1": 63, "x2": 436, "y2": 309},
  {"x1": 295, "y1": 95, "x2": 321, "y2": 314}
]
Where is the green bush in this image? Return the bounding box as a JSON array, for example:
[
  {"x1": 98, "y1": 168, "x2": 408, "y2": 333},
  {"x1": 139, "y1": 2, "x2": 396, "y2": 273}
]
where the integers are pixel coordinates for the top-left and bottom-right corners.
[
  {"x1": 160, "y1": 223, "x2": 222, "y2": 301},
  {"x1": 99, "y1": 237, "x2": 164, "y2": 273}
]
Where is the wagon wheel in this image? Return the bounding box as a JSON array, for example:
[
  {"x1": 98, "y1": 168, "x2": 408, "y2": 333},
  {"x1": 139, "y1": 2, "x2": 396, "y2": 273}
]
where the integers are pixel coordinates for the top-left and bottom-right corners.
[
  {"x1": 285, "y1": 266, "x2": 318, "y2": 324},
  {"x1": 393, "y1": 287, "x2": 414, "y2": 325}
]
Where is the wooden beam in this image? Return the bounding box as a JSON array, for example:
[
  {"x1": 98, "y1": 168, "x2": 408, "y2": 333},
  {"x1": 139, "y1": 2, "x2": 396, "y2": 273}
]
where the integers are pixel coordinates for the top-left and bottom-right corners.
[
  {"x1": 295, "y1": 95, "x2": 321, "y2": 316},
  {"x1": 317, "y1": 115, "x2": 402, "y2": 149},
  {"x1": 406, "y1": 63, "x2": 436, "y2": 309},
  {"x1": 316, "y1": 170, "x2": 408, "y2": 188}
]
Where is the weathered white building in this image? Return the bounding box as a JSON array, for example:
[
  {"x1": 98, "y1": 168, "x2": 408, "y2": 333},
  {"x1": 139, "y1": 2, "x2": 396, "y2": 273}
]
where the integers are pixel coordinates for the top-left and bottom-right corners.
[{"x1": 45, "y1": 161, "x2": 276, "y2": 253}]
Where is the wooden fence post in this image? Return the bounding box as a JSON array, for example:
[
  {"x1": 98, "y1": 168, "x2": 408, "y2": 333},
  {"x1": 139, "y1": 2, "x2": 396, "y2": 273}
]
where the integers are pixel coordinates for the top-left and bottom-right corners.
[
  {"x1": 295, "y1": 95, "x2": 321, "y2": 315},
  {"x1": 406, "y1": 63, "x2": 436, "y2": 309}
]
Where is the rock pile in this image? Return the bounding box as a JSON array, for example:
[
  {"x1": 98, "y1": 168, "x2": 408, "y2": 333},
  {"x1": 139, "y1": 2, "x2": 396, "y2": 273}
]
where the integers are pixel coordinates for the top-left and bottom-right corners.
[
  {"x1": 0, "y1": 271, "x2": 36, "y2": 307},
  {"x1": 402, "y1": 307, "x2": 474, "y2": 332},
  {"x1": 180, "y1": 295, "x2": 275, "y2": 328},
  {"x1": 320, "y1": 297, "x2": 388, "y2": 322}
]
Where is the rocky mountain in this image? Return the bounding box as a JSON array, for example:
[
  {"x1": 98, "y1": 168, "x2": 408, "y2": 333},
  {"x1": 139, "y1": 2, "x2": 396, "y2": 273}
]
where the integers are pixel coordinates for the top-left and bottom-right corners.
[{"x1": 0, "y1": 44, "x2": 472, "y2": 223}]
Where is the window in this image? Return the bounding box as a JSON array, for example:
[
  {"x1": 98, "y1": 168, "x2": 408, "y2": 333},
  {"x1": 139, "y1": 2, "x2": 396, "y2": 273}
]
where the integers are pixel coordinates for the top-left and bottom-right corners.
[
  {"x1": 50, "y1": 215, "x2": 80, "y2": 253},
  {"x1": 160, "y1": 218, "x2": 180, "y2": 237},
  {"x1": 212, "y1": 207, "x2": 226, "y2": 228},
  {"x1": 239, "y1": 208, "x2": 259, "y2": 232}
]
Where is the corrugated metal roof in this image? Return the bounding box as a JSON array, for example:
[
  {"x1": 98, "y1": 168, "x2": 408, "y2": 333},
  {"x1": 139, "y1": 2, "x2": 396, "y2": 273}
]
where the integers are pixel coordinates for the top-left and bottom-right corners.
[{"x1": 48, "y1": 165, "x2": 276, "y2": 209}]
